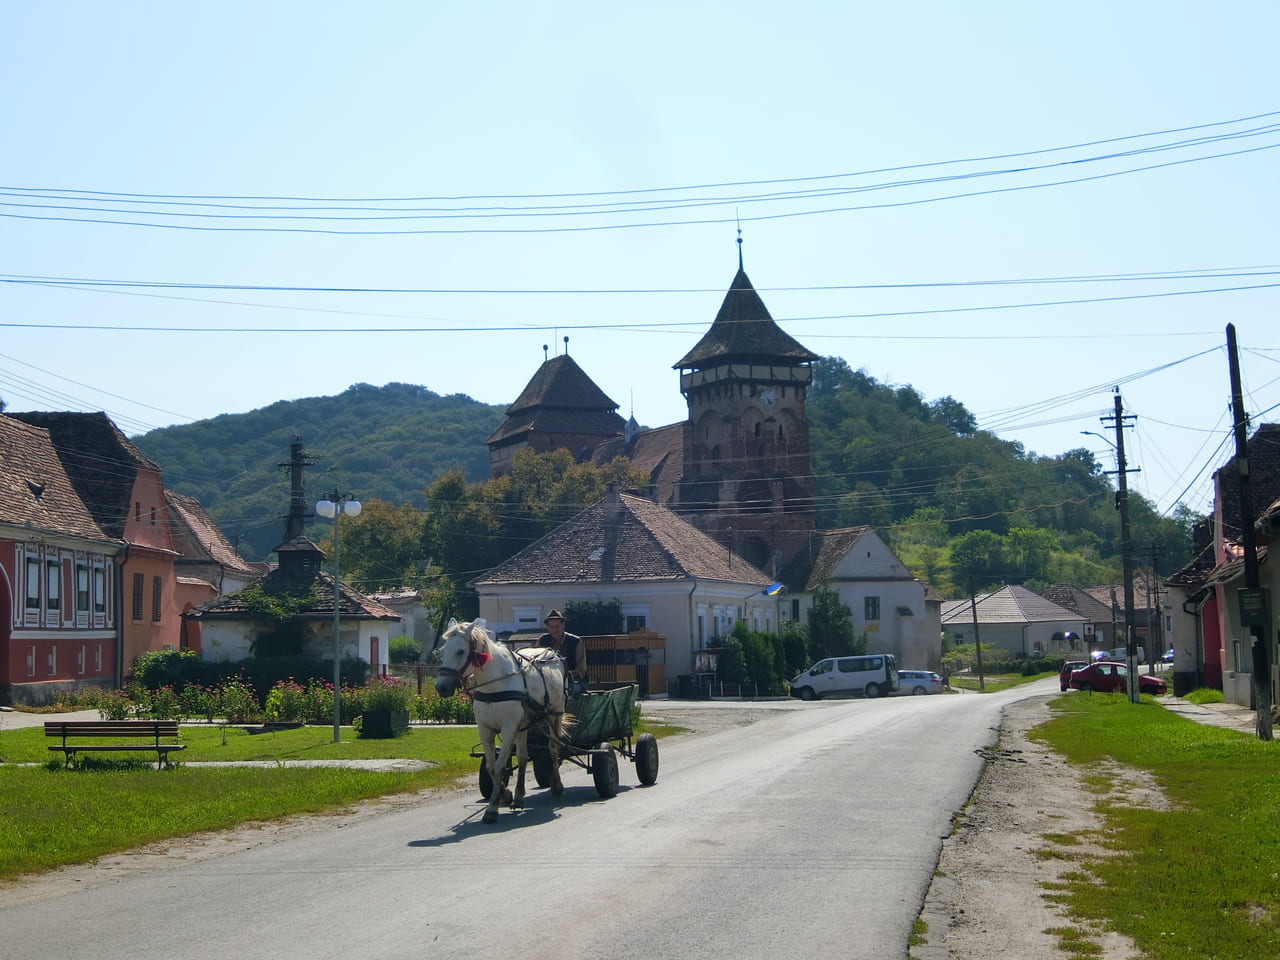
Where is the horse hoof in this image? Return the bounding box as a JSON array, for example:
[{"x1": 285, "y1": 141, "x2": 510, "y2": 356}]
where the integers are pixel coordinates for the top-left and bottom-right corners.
[
  {"x1": 500, "y1": 789, "x2": 514, "y2": 805},
  {"x1": 482, "y1": 809, "x2": 498, "y2": 824},
  {"x1": 550, "y1": 780, "x2": 564, "y2": 798}
]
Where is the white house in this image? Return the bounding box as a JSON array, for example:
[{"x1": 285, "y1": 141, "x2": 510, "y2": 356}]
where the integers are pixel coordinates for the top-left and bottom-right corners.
[
  {"x1": 941, "y1": 585, "x2": 1084, "y2": 659},
  {"x1": 472, "y1": 487, "x2": 776, "y2": 685},
  {"x1": 780, "y1": 526, "x2": 942, "y2": 672}
]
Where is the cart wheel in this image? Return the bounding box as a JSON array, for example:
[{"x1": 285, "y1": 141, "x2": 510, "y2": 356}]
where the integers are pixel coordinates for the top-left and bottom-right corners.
[
  {"x1": 532, "y1": 750, "x2": 554, "y2": 789},
  {"x1": 635, "y1": 733, "x2": 659, "y2": 786},
  {"x1": 478, "y1": 758, "x2": 494, "y2": 800},
  {"x1": 592, "y1": 743, "x2": 620, "y2": 798}
]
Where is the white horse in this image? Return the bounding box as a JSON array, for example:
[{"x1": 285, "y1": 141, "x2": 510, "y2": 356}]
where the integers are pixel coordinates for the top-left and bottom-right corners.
[{"x1": 434, "y1": 618, "x2": 568, "y2": 824}]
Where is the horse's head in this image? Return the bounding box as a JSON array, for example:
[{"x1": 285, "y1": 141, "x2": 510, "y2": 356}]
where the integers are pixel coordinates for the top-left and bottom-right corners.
[{"x1": 433, "y1": 618, "x2": 493, "y2": 697}]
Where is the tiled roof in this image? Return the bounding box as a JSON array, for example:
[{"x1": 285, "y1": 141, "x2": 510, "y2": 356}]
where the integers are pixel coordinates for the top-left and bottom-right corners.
[
  {"x1": 590, "y1": 421, "x2": 686, "y2": 493},
  {"x1": 941, "y1": 584, "x2": 1079, "y2": 625},
  {"x1": 1039, "y1": 584, "x2": 1116, "y2": 621},
  {"x1": 0, "y1": 414, "x2": 111, "y2": 542},
  {"x1": 674, "y1": 267, "x2": 820, "y2": 369},
  {"x1": 1080, "y1": 578, "x2": 1159, "y2": 611},
  {"x1": 487, "y1": 355, "x2": 623, "y2": 446},
  {"x1": 8, "y1": 411, "x2": 157, "y2": 539},
  {"x1": 185, "y1": 568, "x2": 400, "y2": 621},
  {"x1": 798, "y1": 526, "x2": 872, "y2": 591},
  {"x1": 166, "y1": 490, "x2": 258, "y2": 577},
  {"x1": 473, "y1": 489, "x2": 773, "y2": 587}
]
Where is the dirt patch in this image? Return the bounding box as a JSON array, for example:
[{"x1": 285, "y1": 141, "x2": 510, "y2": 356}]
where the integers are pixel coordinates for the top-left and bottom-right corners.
[{"x1": 917, "y1": 696, "x2": 1152, "y2": 960}]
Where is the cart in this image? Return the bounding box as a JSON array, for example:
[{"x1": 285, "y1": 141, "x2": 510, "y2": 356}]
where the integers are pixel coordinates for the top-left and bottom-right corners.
[{"x1": 474, "y1": 684, "x2": 659, "y2": 800}]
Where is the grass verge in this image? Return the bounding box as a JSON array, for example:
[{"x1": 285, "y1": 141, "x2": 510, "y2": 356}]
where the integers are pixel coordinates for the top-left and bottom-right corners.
[
  {"x1": 949, "y1": 671, "x2": 1056, "y2": 693},
  {"x1": 1031, "y1": 694, "x2": 1280, "y2": 960},
  {"x1": 1, "y1": 717, "x2": 680, "y2": 882}
]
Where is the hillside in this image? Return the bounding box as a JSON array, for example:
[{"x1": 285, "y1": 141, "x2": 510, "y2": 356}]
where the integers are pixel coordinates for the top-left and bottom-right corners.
[
  {"x1": 135, "y1": 382, "x2": 504, "y2": 561},
  {"x1": 133, "y1": 368, "x2": 1198, "y2": 590}
]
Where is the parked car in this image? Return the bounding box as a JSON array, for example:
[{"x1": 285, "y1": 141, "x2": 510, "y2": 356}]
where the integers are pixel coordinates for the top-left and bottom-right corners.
[
  {"x1": 1067, "y1": 661, "x2": 1167, "y2": 695},
  {"x1": 894, "y1": 670, "x2": 945, "y2": 695},
  {"x1": 1059, "y1": 660, "x2": 1089, "y2": 692},
  {"x1": 789, "y1": 654, "x2": 899, "y2": 700},
  {"x1": 1162, "y1": 648, "x2": 1175, "y2": 663}
]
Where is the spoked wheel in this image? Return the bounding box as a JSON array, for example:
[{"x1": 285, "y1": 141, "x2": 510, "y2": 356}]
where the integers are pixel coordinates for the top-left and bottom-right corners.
[
  {"x1": 532, "y1": 750, "x2": 554, "y2": 789},
  {"x1": 635, "y1": 733, "x2": 659, "y2": 786},
  {"x1": 592, "y1": 743, "x2": 620, "y2": 798}
]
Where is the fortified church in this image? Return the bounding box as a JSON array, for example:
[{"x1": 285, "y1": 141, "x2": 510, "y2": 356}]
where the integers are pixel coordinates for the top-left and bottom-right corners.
[{"x1": 486, "y1": 254, "x2": 817, "y2": 582}]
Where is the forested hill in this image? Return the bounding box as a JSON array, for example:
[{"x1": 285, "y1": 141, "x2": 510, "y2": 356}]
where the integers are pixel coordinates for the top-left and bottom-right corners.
[
  {"x1": 135, "y1": 382, "x2": 504, "y2": 561},
  {"x1": 133, "y1": 368, "x2": 1198, "y2": 591}
]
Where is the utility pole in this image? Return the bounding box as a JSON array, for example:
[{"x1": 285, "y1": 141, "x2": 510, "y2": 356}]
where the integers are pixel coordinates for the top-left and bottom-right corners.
[
  {"x1": 1226, "y1": 324, "x2": 1272, "y2": 740},
  {"x1": 968, "y1": 578, "x2": 987, "y2": 693},
  {"x1": 1101, "y1": 392, "x2": 1140, "y2": 703},
  {"x1": 1149, "y1": 543, "x2": 1162, "y2": 676}
]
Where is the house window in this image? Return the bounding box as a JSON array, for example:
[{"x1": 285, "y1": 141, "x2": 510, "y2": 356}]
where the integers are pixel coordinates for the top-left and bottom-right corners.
[
  {"x1": 132, "y1": 573, "x2": 145, "y2": 621},
  {"x1": 26, "y1": 646, "x2": 36, "y2": 677},
  {"x1": 26, "y1": 556, "x2": 41, "y2": 609},
  {"x1": 152, "y1": 576, "x2": 163, "y2": 622},
  {"x1": 865, "y1": 596, "x2": 881, "y2": 621},
  {"x1": 46, "y1": 559, "x2": 61, "y2": 611},
  {"x1": 626, "y1": 615, "x2": 647, "y2": 632},
  {"x1": 94, "y1": 644, "x2": 102, "y2": 672},
  {"x1": 94, "y1": 565, "x2": 106, "y2": 614},
  {"x1": 48, "y1": 646, "x2": 57, "y2": 676},
  {"x1": 77, "y1": 564, "x2": 90, "y2": 613},
  {"x1": 78, "y1": 645, "x2": 87, "y2": 675}
]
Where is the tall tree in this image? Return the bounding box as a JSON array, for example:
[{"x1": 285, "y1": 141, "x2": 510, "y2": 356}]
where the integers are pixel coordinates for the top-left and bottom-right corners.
[{"x1": 807, "y1": 585, "x2": 857, "y2": 660}]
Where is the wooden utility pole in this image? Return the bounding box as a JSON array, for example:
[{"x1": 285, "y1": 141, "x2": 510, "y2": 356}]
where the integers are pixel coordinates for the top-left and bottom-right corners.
[
  {"x1": 1102, "y1": 392, "x2": 1139, "y2": 703},
  {"x1": 1226, "y1": 324, "x2": 1273, "y2": 740},
  {"x1": 968, "y1": 578, "x2": 987, "y2": 693}
]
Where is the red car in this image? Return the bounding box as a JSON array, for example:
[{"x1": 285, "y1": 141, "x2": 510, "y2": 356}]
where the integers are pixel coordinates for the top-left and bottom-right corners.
[
  {"x1": 1067, "y1": 661, "x2": 1167, "y2": 695},
  {"x1": 1059, "y1": 660, "x2": 1088, "y2": 692}
]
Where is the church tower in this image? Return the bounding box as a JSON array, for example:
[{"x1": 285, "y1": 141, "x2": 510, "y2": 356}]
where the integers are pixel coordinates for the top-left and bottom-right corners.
[{"x1": 672, "y1": 258, "x2": 820, "y2": 574}]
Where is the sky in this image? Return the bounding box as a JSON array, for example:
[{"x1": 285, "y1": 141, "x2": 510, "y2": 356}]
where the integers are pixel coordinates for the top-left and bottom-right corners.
[{"x1": 2, "y1": 2, "x2": 1278, "y2": 520}]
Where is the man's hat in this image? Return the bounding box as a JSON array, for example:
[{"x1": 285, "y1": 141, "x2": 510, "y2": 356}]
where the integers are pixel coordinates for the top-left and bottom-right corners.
[{"x1": 544, "y1": 609, "x2": 566, "y2": 622}]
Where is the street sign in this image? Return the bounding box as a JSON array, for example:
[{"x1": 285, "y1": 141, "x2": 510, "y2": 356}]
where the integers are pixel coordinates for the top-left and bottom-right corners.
[{"x1": 1238, "y1": 588, "x2": 1270, "y2": 628}]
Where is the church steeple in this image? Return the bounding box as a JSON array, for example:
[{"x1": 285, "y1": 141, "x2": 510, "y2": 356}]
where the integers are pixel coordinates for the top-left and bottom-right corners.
[{"x1": 672, "y1": 263, "x2": 818, "y2": 574}]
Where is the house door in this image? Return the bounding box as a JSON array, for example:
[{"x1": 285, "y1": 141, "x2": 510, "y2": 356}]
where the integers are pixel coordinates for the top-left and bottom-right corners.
[{"x1": 370, "y1": 636, "x2": 380, "y2": 675}]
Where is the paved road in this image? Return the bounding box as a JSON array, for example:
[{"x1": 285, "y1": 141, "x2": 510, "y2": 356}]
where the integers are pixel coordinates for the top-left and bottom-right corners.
[{"x1": 3, "y1": 683, "x2": 1056, "y2": 960}]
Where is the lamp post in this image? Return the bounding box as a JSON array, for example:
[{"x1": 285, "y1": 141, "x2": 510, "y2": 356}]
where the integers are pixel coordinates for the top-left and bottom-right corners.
[{"x1": 315, "y1": 490, "x2": 361, "y2": 742}]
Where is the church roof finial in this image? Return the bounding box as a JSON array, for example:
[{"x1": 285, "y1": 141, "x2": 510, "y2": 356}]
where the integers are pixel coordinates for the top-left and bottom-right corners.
[{"x1": 736, "y1": 212, "x2": 743, "y2": 271}]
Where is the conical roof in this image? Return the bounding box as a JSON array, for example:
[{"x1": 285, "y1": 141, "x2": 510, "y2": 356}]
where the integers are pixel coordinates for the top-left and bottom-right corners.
[{"x1": 674, "y1": 267, "x2": 820, "y2": 370}]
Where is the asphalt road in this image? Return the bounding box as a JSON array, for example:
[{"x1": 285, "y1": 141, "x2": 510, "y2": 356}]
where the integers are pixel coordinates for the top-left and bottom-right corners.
[{"x1": 3, "y1": 681, "x2": 1054, "y2": 960}]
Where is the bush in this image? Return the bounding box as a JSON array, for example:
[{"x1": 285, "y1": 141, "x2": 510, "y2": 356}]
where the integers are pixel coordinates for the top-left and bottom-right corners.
[
  {"x1": 411, "y1": 693, "x2": 475, "y2": 724},
  {"x1": 388, "y1": 636, "x2": 422, "y2": 664}
]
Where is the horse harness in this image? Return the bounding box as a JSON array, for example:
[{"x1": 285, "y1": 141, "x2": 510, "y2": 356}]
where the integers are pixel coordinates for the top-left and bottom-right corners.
[{"x1": 445, "y1": 631, "x2": 565, "y2": 723}]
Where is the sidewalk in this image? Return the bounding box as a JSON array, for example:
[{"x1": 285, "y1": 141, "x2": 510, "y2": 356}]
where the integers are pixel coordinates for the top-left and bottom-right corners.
[{"x1": 1156, "y1": 695, "x2": 1263, "y2": 734}]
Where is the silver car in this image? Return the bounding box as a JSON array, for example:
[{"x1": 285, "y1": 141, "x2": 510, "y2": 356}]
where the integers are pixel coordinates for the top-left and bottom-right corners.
[{"x1": 894, "y1": 669, "x2": 945, "y2": 695}]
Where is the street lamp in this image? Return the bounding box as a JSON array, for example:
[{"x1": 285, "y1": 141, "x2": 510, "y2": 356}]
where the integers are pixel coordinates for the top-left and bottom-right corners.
[{"x1": 315, "y1": 490, "x2": 361, "y2": 743}]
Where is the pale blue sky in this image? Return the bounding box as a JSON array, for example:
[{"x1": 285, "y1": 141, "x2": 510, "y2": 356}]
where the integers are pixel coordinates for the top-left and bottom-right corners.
[{"x1": 2, "y1": 2, "x2": 1278, "y2": 519}]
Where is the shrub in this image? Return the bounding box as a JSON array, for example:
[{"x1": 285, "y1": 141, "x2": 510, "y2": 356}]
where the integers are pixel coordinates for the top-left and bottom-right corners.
[
  {"x1": 360, "y1": 675, "x2": 412, "y2": 713},
  {"x1": 219, "y1": 677, "x2": 260, "y2": 723},
  {"x1": 96, "y1": 688, "x2": 134, "y2": 720},
  {"x1": 147, "y1": 685, "x2": 180, "y2": 719},
  {"x1": 411, "y1": 692, "x2": 475, "y2": 724},
  {"x1": 178, "y1": 684, "x2": 219, "y2": 722},
  {"x1": 264, "y1": 679, "x2": 308, "y2": 722},
  {"x1": 388, "y1": 636, "x2": 422, "y2": 664}
]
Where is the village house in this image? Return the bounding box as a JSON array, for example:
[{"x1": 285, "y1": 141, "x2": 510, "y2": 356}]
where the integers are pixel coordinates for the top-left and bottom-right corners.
[{"x1": 941, "y1": 585, "x2": 1084, "y2": 660}]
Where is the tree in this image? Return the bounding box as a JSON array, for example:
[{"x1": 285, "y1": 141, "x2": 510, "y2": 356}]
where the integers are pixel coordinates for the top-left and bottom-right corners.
[
  {"x1": 948, "y1": 529, "x2": 1005, "y2": 588},
  {"x1": 807, "y1": 585, "x2": 856, "y2": 660},
  {"x1": 563, "y1": 599, "x2": 624, "y2": 635}
]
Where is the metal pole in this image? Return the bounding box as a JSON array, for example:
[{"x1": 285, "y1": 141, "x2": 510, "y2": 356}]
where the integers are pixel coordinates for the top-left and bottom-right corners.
[{"x1": 332, "y1": 504, "x2": 342, "y2": 743}]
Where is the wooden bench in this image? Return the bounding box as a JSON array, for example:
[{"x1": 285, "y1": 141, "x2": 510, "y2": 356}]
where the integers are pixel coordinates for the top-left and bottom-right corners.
[{"x1": 44, "y1": 720, "x2": 186, "y2": 768}]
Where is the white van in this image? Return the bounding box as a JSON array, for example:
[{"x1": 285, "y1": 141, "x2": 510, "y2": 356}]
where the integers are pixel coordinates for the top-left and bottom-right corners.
[{"x1": 789, "y1": 654, "x2": 899, "y2": 700}]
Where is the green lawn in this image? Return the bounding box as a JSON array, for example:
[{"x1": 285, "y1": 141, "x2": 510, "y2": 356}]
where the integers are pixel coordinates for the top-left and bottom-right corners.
[
  {"x1": 949, "y1": 670, "x2": 1056, "y2": 693},
  {"x1": 1030, "y1": 694, "x2": 1280, "y2": 960},
  {"x1": 0, "y1": 717, "x2": 681, "y2": 882}
]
